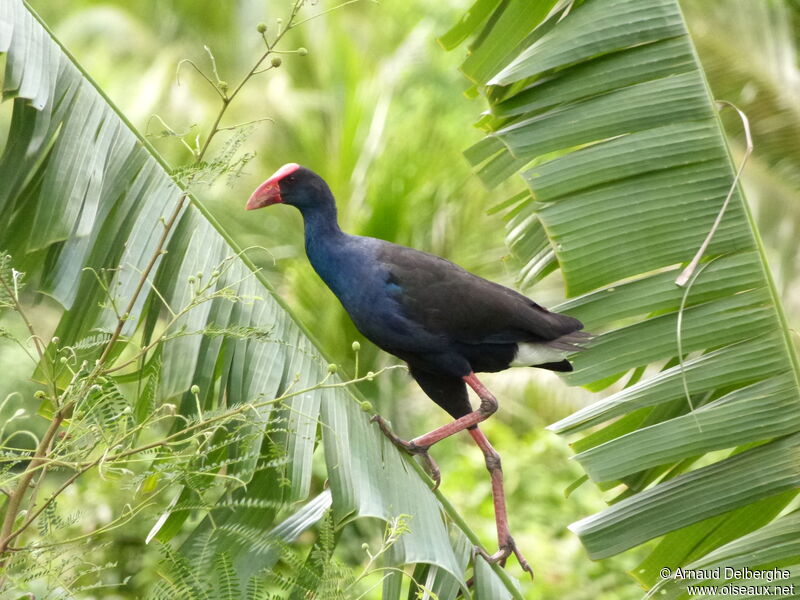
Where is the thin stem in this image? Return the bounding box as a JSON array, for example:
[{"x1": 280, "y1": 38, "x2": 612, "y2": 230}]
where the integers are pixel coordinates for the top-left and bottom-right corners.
[
  {"x1": 676, "y1": 258, "x2": 718, "y2": 433},
  {"x1": 675, "y1": 102, "x2": 752, "y2": 286},
  {"x1": 176, "y1": 59, "x2": 225, "y2": 100},
  {"x1": 290, "y1": 0, "x2": 366, "y2": 29},
  {"x1": 100, "y1": 367, "x2": 401, "y2": 465},
  {"x1": 194, "y1": 3, "x2": 301, "y2": 160},
  {"x1": 13, "y1": 494, "x2": 160, "y2": 551},
  {"x1": 0, "y1": 413, "x2": 65, "y2": 560},
  {"x1": 0, "y1": 272, "x2": 45, "y2": 361},
  {"x1": 195, "y1": 101, "x2": 230, "y2": 164},
  {"x1": 23, "y1": 432, "x2": 59, "y2": 520},
  {"x1": 3, "y1": 460, "x2": 93, "y2": 549}
]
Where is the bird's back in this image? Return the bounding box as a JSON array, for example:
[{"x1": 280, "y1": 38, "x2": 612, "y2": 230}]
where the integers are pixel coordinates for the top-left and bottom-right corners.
[{"x1": 375, "y1": 241, "x2": 583, "y2": 347}]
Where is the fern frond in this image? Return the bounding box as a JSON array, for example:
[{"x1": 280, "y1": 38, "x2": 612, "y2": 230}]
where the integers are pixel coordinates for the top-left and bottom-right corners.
[
  {"x1": 71, "y1": 332, "x2": 113, "y2": 351},
  {"x1": 0, "y1": 253, "x2": 20, "y2": 310},
  {"x1": 214, "y1": 552, "x2": 241, "y2": 600}
]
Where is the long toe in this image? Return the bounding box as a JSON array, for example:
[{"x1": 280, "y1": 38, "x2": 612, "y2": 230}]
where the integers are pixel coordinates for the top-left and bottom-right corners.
[
  {"x1": 370, "y1": 414, "x2": 441, "y2": 488},
  {"x1": 419, "y1": 452, "x2": 441, "y2": 489},
  {"x1": 371, "y1": 414, "x2": 426, "y2": 453},
  {"x1": 511, "y1": 542, "x2": 534, "y2": 579},
  {"x1": 475, "y1": 538, "x2": 534, "y2": 579}
]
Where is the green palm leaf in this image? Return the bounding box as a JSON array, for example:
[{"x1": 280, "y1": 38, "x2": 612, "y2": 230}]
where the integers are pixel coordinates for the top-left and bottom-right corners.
[
  {"x1": 682, "y1": 0, "x2": 800, "y2": 315},
  {"x1": 0, "y1": 1, "x2": 518, "y2": 596},
  {"x1": 446, "y1": 0, "x2": 800, "y2": 594}
]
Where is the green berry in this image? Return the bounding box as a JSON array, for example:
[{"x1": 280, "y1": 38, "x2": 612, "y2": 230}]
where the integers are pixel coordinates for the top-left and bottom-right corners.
[
  {"x1": 327, "y1": 363, "x2": 338, "y2": 374},
  {"x1": 351, "y1": 341, "x2": 360, "y2": 352},
  {"x1": 191, "y1": 384, "x2": 200, "y2": 394},
  {"x1": 360, "y1": 401, "x2": 373, "y2": 412},
  {"x1": 297, "y1": 47, "x2": 308, "y2": 57},
  {"x1": 271, "y1": 56, "x2": 282, "y2": 68},
  {"x1": 256, "y1": 22, "x2": 267, "y2": 33}
]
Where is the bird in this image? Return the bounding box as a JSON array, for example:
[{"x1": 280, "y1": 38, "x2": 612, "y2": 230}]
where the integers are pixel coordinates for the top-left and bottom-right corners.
[{"x1": 246, "y1": 163, "x2": 587, "y2": 575}]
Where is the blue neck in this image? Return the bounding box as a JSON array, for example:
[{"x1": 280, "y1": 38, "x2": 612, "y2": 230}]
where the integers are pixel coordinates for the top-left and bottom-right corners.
[
  {"x1": 299, "y1": 200, "x2": 341, "y2": 241},
  {"x1": 299, "y1": 202, "x2": 352, "y2": 293}
]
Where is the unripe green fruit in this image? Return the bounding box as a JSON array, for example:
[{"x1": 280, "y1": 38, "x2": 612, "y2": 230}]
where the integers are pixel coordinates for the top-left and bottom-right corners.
[
  {"x1": 297, "y1": 47, "x2": 308, "y2": 56},
  {"x1": 257, "y1": 22, "x2": 267, "y2": 33},
  {"x1": 271, "y1": 56, "x2": 282, "y2": 68}
]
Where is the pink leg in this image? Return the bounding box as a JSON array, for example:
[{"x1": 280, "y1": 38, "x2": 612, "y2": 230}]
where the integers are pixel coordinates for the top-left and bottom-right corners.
[
  {"x1": 410, "y1": 373, "x2": 498, "y2": 447},
  {"x1": 469, "y1": 426, "x2": 533, "y2": 577},
  {"x1": 371, "y1": 372, "x2": 498, "y2": 489}
]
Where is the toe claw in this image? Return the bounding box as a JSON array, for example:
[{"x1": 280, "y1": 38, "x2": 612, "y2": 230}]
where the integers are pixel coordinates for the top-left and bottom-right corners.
[
  {"x1": 419, "y1": 452, "x2": 441, "y2": 489},
  {"x1": 513, "y1": 544, "x2": 534, "y2": 579}
]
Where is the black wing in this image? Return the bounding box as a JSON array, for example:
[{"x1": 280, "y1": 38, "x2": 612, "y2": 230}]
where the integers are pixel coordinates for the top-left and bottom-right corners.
[{"x1": 376, "y1": 242, "x2": 583, "y2": 346}]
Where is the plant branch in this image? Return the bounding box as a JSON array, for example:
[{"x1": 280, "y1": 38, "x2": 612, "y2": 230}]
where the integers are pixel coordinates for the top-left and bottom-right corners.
[
  {"x1": 0, "y1": 412, "x2": 65, "y2": 561},
  {"x1": 2, "y1": 459, "x2": 94, "y2": 550}
]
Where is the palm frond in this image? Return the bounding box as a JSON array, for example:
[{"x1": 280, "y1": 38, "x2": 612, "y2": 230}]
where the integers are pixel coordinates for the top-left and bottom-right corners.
[{"x1": 445, "y1": 0, "x2": 800, "y2": 594}]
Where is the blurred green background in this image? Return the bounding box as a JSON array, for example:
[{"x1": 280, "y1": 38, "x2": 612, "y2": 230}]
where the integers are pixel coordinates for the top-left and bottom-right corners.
[{"x1": 2, "y1": 0, "x2": 798, "y2": 597}]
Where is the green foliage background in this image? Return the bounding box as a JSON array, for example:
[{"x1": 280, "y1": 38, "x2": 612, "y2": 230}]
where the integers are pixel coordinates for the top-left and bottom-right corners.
[{"x1": 1, "y1": 0, "x2": 798, "y2": 598}]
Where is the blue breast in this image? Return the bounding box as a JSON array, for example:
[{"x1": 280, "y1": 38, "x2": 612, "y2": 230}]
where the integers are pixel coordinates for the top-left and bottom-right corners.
[{"x1": 304, "y1": 229, "x2": 436, "y2": 353}]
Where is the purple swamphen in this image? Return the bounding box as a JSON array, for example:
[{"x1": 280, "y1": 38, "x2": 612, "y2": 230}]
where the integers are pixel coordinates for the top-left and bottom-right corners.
[{"x1": 246, "y1": 163, "x2": 587, "y2": 574}]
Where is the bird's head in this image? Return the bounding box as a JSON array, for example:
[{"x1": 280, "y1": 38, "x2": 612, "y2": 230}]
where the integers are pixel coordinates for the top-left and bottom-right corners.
[{"x1": 246, "y1": 163, "x2": 332, "y2": 212}]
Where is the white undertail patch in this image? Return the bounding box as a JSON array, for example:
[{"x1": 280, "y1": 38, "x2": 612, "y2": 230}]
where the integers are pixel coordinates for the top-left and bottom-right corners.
[{"x1": 510, "y1": 342, "x2": 569, "y2": 367}]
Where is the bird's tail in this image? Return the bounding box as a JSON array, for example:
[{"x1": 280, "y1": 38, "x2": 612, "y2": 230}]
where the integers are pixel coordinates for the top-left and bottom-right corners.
[{"x1": 545, "y1": 329, "x2": 592, "y2": 352}]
